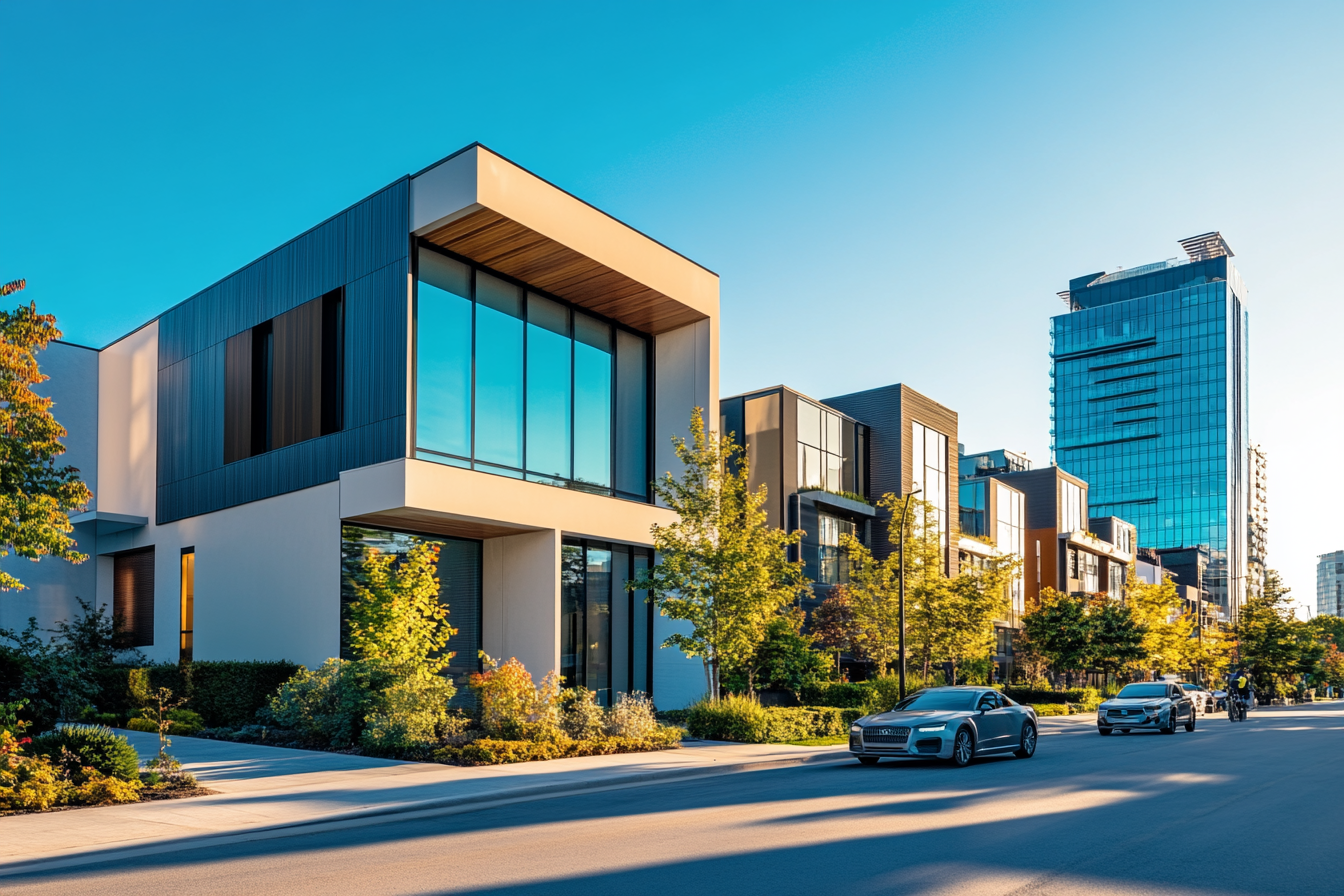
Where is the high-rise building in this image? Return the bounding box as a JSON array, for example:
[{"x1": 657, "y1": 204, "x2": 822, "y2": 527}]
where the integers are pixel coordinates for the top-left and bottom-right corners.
[
  {"x1": 1051, "y1": 232, "x2": 1250, "y2": 617},
  {"x1": 1317, "y1": 552, "x2": 1344, "y2": 618},
  {"x1": 1248, "y1": 443, "x2": 1268, "y2": 600}
]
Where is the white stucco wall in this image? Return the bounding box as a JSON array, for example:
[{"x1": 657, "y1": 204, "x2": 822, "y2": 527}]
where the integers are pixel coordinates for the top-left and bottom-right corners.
[{"x1": 482, "y1": 530, "x2": 561, "y2": 679}]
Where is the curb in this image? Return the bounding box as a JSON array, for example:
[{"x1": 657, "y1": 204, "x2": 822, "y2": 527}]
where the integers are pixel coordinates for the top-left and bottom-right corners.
[{"x1": 0, "y1": 749, "x2": 851, "y2": 877}]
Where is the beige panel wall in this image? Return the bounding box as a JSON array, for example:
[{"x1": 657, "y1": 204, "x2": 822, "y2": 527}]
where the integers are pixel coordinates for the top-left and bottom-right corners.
[
  {"x1": 411, "y1": 146, "x2": 719, "y2": 321},
  {"x1": 482, "y1": 530, "x2": 562, "y2": 678},
  {"x1": 341, "y1": 459, "x2": 677, "y2": 544},
  {"x1": 97, "y1": 321, "x2": 158, "y2": 519},
  {"x1": 653, "y1": 318, "x2": 717, "y2": 493}
]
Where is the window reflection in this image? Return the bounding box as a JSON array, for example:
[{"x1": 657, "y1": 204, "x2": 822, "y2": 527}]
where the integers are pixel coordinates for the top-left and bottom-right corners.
[{"x1": 415, "y1": 246, "x2": 648, "y2": 499}]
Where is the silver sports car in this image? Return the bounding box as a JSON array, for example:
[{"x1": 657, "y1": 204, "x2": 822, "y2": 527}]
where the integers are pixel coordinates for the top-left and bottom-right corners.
[
  {"x1": 1096, "y1": 681, "x2": 1195, "y2": 735},
  {"x1": 848, "y1": 686, "x2": 1039, "y2": 767}
]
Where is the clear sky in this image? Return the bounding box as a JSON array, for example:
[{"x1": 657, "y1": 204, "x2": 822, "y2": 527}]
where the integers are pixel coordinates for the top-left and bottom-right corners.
[{"x1": 3, "y1": 2, "x2": 1341, "y2": 612}]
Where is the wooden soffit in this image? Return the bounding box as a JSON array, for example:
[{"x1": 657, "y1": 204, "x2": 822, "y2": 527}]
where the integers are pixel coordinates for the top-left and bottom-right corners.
[{"x1": 420, "y1": 208, "x2": 707, "y2": 335}]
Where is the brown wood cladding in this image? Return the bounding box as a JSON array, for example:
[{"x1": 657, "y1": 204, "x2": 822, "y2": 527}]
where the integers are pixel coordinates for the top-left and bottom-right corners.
[
  {"x1": 113, "y1": 548, "x2": 155, "y2": 648},
  {"x1": 421, "y1": 209, "x2": 706, "y2": 334},
  {"x1": 897, "y1": 386, "x2": 960, "y2": 577},
  {"x1": 223, "y1": 331, "x2": 253, "y2": 464},
  {"x1": 272, "y1": 297, "x2": 325, "y2": 450}
]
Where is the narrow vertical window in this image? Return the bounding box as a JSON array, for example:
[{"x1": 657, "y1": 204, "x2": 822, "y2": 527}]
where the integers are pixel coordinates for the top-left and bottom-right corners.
[
  {"x1": 614, "y1": 329, "x2": 648, "y2": 499},
  {"x1": 474, "y1": 272, "x2": 525, "y2": 469},
  {"x1": 416, "y1": 251, "x2": 473, "y2": 459},
  {"x1": 180, "y1": 548, "x2": 195, "y2": 664},
  {"x1": 525, "y1": 293, "x2": 572, "y2": 481}
]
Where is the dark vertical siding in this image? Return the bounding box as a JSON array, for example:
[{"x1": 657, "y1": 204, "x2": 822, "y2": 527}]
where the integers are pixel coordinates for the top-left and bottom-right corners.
[
  {"x1": 157, "y1": 179, "x2": 409, "y2": 523},
  {"x1": 114, "y1": 547, "x2": 156, "y2": 647}
]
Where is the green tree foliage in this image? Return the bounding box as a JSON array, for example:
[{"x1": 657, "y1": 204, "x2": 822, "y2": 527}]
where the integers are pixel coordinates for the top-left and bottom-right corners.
[
  {"x1": 1020, "y1": 588, "x2": 1146, "y2": 686},
  {"x1": 347, "y1": 543, "x2": 456, "y2": 678},
  {"x1": 722, "y1": 611, "x2": 831, "y2": 699},
  {"x1": 1123, "y1": 568, "x2": 1195, "y2": 676},
  {"x1": 809, "y1": 587, "x2": 863, "y2": 672},
  {"x1": 841, "y1": 496, "x2": 1018, "y2": 682},
  {"x1": 629, "y1": 410, "x2": 808, "y2": 699},
  {"x1": 1088, "y1": 597, "x2": 1148, "y2": 680},
  {"x1": 1237, "y1": 569, "x2": 1303, "y2": 693},
  {"x1": 0, "y1": 288, "x2": 93, "y2": 591}
]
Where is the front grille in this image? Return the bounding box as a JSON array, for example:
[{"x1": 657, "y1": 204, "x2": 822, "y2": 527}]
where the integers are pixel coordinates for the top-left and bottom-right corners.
[{"x1": 862, "y1": 726, "x2": 910, "y2": 744}]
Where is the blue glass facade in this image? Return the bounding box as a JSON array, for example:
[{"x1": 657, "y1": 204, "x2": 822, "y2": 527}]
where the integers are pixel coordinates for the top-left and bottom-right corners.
[{"x1": 1051, "y1": 254, "x2": 1249, "y2": 612}]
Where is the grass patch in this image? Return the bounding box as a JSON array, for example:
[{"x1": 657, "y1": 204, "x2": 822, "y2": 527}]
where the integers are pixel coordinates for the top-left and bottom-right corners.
[{"x1": 783, "y1": 735, "x2": 850, "y2": 746}]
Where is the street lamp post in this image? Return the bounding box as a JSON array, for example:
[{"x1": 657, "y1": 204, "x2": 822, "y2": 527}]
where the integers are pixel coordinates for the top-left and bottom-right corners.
[{"x1": 898, "y1": 487, "x2": 921, "y2": 701}]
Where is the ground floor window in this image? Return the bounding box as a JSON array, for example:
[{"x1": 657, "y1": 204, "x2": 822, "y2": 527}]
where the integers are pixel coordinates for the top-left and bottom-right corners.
[
  {"x1": 113, "y1": 547, "x2": 155, "y2": 648},
  {"x1": 180, "y1": 547, "x2": 195, "y2": 663},
  {"x1": 561, "y1": 538, "x2": 653, "y2": 706},
  {"x1": 340, "y1": 525, "x2": 482, "y2": 699}
]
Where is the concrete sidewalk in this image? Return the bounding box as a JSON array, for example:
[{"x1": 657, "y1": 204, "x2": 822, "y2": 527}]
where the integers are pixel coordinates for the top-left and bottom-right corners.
[
  {"x1": 0, "y1": 730, "x2": 849, "y2": 872},
  {"x1": 1, "y1": 715, "x2": 1093, "y2": 873}
]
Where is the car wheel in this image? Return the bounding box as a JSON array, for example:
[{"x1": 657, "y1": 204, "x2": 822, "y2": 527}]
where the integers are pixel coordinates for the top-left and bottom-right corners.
[
  {"x1": 1015, "y1": 722, "x2": 1037, "y2": 758},
  {"x1": 1162, "y1": 710, "x2": 1177, "y2": 735},
  {"x1": 1185, "y1": 713, "x2": 1196, "y2": 732},
  {"x1": 1098, "y1": 726, "x2": 1113, "y2": 736},
  {"x1": 857, "y1": 756, "x2": 879, "y2": 766},
  {"x1": 950, "y1": 727, "x2": 975, "y2": 767}
]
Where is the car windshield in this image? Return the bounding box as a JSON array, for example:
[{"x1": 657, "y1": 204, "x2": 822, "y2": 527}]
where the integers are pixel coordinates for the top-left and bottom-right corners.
[
  {"x1": 1181, "y1": 683, "x2": 1200, "y2": 690},
  {"x1": 891, "y1": 691, "x2": 979, "y2": 712},
  {"x1": 1117, "y1": 684, "x2": 1168, "y2": 699}
]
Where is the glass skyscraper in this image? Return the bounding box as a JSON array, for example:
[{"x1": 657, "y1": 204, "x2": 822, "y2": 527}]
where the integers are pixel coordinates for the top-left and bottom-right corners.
[{"x1": 1050, "y1": 233, "x2": 1249, "y2": 615}]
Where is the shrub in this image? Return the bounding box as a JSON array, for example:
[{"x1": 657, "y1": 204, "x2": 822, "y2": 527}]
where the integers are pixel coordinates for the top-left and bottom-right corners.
[
  {"x1": 1003, "y1": 687, "x2": 1099, "y2": 708},
  {"x1": 166, "y1": 709, "x2": 204, "y2": 736},
  {"x1": 265, "y1": 658, "x2": 382, "y2": 748},
  {"x1": 800, "y1": 681, "x2": 869, "y2": 709},
  {"x1": 438, "y1": 729, "x2": 682, "y2": 766},
  {"x1": 470, "y1": 655, "x2": 560, "y2": 740},
  {"x1": 1031, "y1": 703, "x2": 1070, "y2": 716},
  {"x1": 91, "y1": 662, "x2": 303, "y2": 727},
  {"x1": 70, "y1": 768, "x2": 142, "y2": 805},
  {"x1": 360, "y1": 673, "x2": 456, "y2": 756},
  {"x1": 0, "y1": 730, "x2": 142, "y2": 812},
  {"x1": 125, "y1": 717, "x2": 158, "y2": 733},
  {"x1": 559, "y1": 688, "x2": 605, "y2": 740},
  {"x1": 686, "y1": 694, "x2": 769, "y2": 742},
  {"x1": 686, "y1": 697, "x2": 862, "y2": 743},
  {"x1": 605, "y1": 692, "x2": 659, "y2": 740},
  {"x1": 30, "y1": 725, "x2": 141, "y2": 782}
]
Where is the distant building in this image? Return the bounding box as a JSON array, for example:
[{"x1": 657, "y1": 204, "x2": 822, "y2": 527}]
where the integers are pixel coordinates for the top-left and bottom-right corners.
[
  {"x1": 719, "y1": 385, "x2": 876, "y2": 614},
  {"x1": 824, "y1": 383, "x2": 960, "y2": 574},
  {"x1": 1052, "y1": 232, "x2": 1251, "y2": 618},
  {"x1": 983, "y1": 467, "x2": 1134, "y2": 606},
  {"x1": 958, "y1": 448, "x2": 1032, "y2": 479},
  {"x1": 1248, "y1": 443, "x2": 1268, "y2": 600},
  {"x1": 1317, "y1": 552, "x2": 1344, "y2": 617}
]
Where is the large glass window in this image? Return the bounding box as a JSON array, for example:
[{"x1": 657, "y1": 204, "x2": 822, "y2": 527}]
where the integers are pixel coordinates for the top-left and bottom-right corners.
[
  {"x1": 817, "y1": 513, "x2": 855, "y2": 585},
  {"x1": 415, "y1": 246, "x2": 651, "y2": 499},
  {"x1": 911, "y1": 420, "x2": 950, "y2": 564},
  {"x1": 179, "y1": 548, "x2": 195, "y2": 664},
  {"x1": 746, "y1": 394, "x2": 782, "y2": 528},
  {"x1": 562, "y1": 538, "x2": 654, "y2": 705},
  {"x1": 797, "y1": 397, "x2": 856, "y2": 496},
  {"x1": 994, "y1": 482, "x2": 1024, "y2": 619},
  {"x1": 1060, "y1": 479, "x2": 1085, "y2": 533}
]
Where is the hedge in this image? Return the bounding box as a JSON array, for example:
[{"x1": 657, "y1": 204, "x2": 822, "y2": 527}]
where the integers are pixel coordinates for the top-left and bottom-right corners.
[
  {"x1": 1003, "y1": 687, "x2": 1101, "y2": 708},
  {"x1": 686, "y1": 698, "x2": 864, "y2": 743},
  {"x1": 436, "y1": 729, "x2": 683, "y2": 766},
  {"x1": 90, "y1": 661, "x2": 301, "y2": 728}
]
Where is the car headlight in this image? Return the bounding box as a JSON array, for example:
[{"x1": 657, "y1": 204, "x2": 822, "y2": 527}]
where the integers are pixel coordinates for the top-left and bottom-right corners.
[
  {"x1": 850, "y1": 724, "x2": 862, "y2": 733},
  {"x1": 916, "y1": 723, "x2": 946, "y2": 733}
]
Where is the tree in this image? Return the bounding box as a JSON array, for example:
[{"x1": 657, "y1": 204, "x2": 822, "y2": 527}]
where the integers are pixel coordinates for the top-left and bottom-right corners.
[
  {"x1": 810, "y1": 587, "x2": 864, "y2": 672},
  {"x1": 0, "y1": 287, "x2": 94, "y2": 591},
  {"x1": 723, "y1": 610, "x2": 830, "y2": 699},
  {"x1": 346, "y1": 542, "x2": 456, "y2": 679},
  {"x1": 1124, "y1": 568, "x2": 1194, "y2": 678},
  {"x1": 1021, "y1": 589, "x2": 1093, "y2": 686},
  {"x1": 1237, "y1": 569, "x2": 1302, "y2": 695},
  {"x1": 1087, "y1": 596, "x2": 1147, "y2": 681},
  {"x1": 630, "y1": 410, "x2": 808, "y2": 699}
]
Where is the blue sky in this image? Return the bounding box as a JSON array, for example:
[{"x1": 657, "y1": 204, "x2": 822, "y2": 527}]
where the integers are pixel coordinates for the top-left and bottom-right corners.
[{"x1": 3, "y1": 2, "x2": 1341, "y2": 609}]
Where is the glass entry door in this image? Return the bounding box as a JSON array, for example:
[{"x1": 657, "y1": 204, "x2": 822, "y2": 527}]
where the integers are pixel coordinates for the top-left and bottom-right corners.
[{"x1": 561, "y1": 538, "x2": 654, "y2": 706}]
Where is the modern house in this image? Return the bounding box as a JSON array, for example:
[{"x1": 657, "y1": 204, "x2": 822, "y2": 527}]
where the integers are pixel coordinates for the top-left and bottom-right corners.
[
  {"x1": 1, "y1": 144, "x2": 717, "y2": 709},
  {"x1": 1052, "y1": 232, "x2": 1250, "y2": 618},
  {"x1": 719, "y1": 385, "x2": 876, "y2": 615},
  {"x1": 822, "y1": 383, "x2": 960, "y2": 575},
  {"x1": 977, "y1": 466, "x2": 1134, "y2": 605}
]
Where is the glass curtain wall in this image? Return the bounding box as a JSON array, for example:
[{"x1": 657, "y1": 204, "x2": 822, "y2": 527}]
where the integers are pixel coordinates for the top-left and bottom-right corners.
[
  {"x1": 562, "y1": 538, "x2": 654, "y2": 705},
  {"x1": 959, "y1": 480, "x2": 987, "y2": 537},
  {"x1": 911, "y1": 421, "x2": 950, "y2": 562},
  {"x1": 817, "y1": 513, "x2": 854, "y2": 585},
  {"x1": 415, "y1": 245, "x2": 649, "y2": 500}
]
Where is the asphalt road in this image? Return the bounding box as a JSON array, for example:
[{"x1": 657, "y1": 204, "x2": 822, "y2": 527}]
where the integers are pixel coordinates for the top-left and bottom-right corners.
[{"x1": 8, "y1": 702, "x2": 1344, "y2": 896}]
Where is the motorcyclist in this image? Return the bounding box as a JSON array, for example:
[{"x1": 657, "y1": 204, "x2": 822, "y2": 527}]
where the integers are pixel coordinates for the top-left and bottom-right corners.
[{"x1": 1229, "y1": 668, "x2": 1253, "y2": 719}]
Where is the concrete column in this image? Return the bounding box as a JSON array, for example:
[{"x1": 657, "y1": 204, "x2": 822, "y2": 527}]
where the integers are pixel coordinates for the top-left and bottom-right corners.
[{"x1": 482, "y1": 529, "x2": 561, "y2": 679}]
